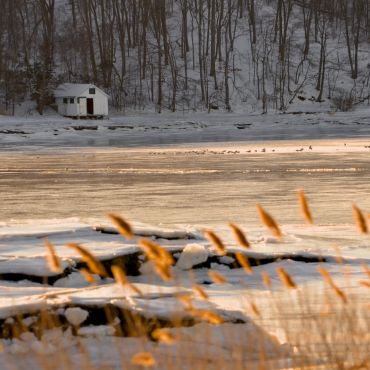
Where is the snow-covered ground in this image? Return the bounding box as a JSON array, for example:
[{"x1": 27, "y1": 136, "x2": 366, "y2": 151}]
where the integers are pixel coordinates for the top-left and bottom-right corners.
[
  {"x1": 1, "y1": 109, "x2": 370, "y2": 151},
  {"x1": 1, "y1": 111, "x2": 370, "y2": 368}
]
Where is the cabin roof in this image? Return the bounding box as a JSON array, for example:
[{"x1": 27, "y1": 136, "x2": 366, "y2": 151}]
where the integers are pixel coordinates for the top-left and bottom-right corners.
[{"x1": 54, "y1": 83, "x2": 109, "y2": 98}]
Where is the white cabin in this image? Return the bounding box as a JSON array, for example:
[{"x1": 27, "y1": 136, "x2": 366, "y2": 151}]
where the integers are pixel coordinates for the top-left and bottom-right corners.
[{"x1": 54, "y1": 83, "x2": 109, "y2": 118}]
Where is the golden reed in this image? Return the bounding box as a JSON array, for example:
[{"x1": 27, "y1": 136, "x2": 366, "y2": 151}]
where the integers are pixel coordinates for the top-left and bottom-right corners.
[
  {"x1": 107, "y1": 213, "x2": 134, "y2": 239},
  {"x1": 256, "y1": 204, "x2": 283, "y2": 240},
  {"x1": 67, "y1": 243, "x2": 108, "y2": 277},
  {"x1": 352, "y1": 204, "x2": 368, "y2": 234},
  {"x1": 297, "y1": 189, "x2": 313, "y2": 225},
  {"x1": 203, "y1": 229, "x2": 227, "y2": 256},
  {"x1": 44, "y1": 239, "x2": 62, "y2": 273},
  {"x1": 229, "y1": 223, "x2": 250, "y2": 248}
]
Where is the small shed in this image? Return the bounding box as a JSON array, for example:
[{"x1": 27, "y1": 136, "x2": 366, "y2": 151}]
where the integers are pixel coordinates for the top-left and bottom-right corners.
[{"x1": 54, "y1": 83, "x2": 109, "y2": 118}]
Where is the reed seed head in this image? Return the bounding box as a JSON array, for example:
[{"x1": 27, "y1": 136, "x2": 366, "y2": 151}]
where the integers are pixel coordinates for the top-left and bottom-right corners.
[
  {"x1": 67, "y1": 243, "x2": 108, "y2": 277},
  {"x1": 107, "y1": 213, "x2": 134, "y2": 239},
  {"x1": 229, "y1": 223, "x2": 250, "y2": 248},
  {"x1": 131, "y1": 352, "x2": 156, "y2": 367},
  {"x1": 152, "y1": 328, "x2": 175, "y2": 345},
  {"x1": 235, "y1": 252, "x2": 253, "y2": 275},
  {"x1": 256, "y1": 204, "x2": 283, "y2": 240},
  {"x1": 276, "y1": 267, "x2": 297, "y2": 289},
  {"x1": 297, "y1": 189, "x2": 313, "y2": 225},
  {"x1": 208, "y1": 270, "x2": 227, "y2": 284},
  {"x1": 203, "y1": 229, "x2": 227, "y2": 256},
  {"x1": 352, "y1": 204, "x2": 368, "y2": 234},
  {"x1": 44, "y1": 239, "x2": 62, "y2": 274}
]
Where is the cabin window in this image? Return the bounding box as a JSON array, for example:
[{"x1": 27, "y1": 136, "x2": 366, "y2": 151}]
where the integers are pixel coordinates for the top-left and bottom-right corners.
[
  {"x1": 70, "y1": 98, "x2": 74, "y2": 104},
  {"x1": 89, "y1": 88, "x2": 95, "y2": 94},
  {"x1": 63, "y1": 98, "x2": 68, "y2": 104}
]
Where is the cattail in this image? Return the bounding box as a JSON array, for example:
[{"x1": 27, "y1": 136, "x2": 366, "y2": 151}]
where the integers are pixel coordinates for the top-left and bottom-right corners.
[
  {"x1": 67, "y1": 243, "x2": 108, "y2": 277},
  {"x1": 229, "y1": 223, "x2": 250, "y2": 248},
  {"x1": 208, "y1": 270, "x2": 227, "y2": 284},
  {"x1": 192, "y1": 284, "x2": 209, "y2": 300},
  {"x1": 80, "y1": 268, "x2": 96, "y2": 284},
  {"x1": 352, "y1": 204, "x2": 368, "y2": 234},
  {"x1": 297, "y1": 190, "x2": 313, "y2": 225},
  {"x1": 361, "y1": 262, "x2": 370, "y2": 279},
  {"x1": 318, "y1": 266, "x2": 347, "y2": 303},
  {"x1": 111, "y1": 265, "x2": 143, "y2": 296},
  {"x1": 152, "y1": 329, "x2": 175, "y2": 345},
  {"x1": 203, "y1": 229, "x2": 227, "y2": 256},
  {"x1": 235, "y1": 252, "x2": 253, "y2": 275},
  {"x1": 261, "y1": 271, "x2": 271, "y2": 288},
  {"x1": 131, "y1": 352, "x2": 156, "y2": 367},
  {"x1": 276, "y1": 267, "x2": 297, "y2": 289},
  {"x1": 107, "y1": 213, "x2": 134, "y2": 239},
  {"x1": 256, "y1": 204, "x2": 283, "y2": 240},
  {"x1": 44, "y1": 239, "x2": 62, "y2": 273}
]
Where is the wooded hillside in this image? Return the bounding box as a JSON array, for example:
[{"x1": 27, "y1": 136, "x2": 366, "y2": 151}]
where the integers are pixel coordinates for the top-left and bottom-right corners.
[{"x1": 0, "y1": 0, "x2": 370, "y2": 114}]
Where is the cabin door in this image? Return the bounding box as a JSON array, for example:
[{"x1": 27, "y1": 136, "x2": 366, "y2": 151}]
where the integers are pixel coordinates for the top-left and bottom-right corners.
[{"x1": 87, "y1": 98, "x2": 94, "y2": 115}]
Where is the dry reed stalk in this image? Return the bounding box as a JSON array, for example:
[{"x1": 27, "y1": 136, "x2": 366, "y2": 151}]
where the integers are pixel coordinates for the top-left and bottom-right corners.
[
  {"x1": 352, "y1": 204, "x2": 368, "y2": 234},
  {"x1": 192, "y1": 284, "x2": 209, "y2": 300},
  {"x1": 44, "y1": 239, "x2": 62, "y2": 273},
  {"x1": 297, "y1": 189, "x2": 313, "y2": 225},
  {"x1": 79, "y1": 268, "x2": 96, "y2": 284},
  {"x1": 361, "y1": 262, "x2": 370, "y2": 279},
  {"x1": 256, "y1": 204, "x2": 283, "y2": 240},
  {"x1": 67, "y1": 243, "x2": 108, "y2": 277},
  {"x1": 229, "y1": 223, "x2": 250, "y2": 248},
  {"x1": 318, "y1": 266, "x2": 347, "y2": 303},
  {"x1": 111, "y1": 265, "x2": 143, "y2": 296},
  {"x1": 276, "y1": 267, "x2": 297, "y2": 289},
  {"x1": 152, "y1": 328, "x2": 176, "y2": 345},
  {"x1": 203, "y1": 229, "x2": 227, "y2": 256},
  {"x1": 261, "y1": 271, "x2": 272, "y2": 288},
  {"x1": 107, "y1": 213, "x2": 134, "y2": 239},
  {"x1": 208, "y1": 270, "x2": 227, "y2": 284},
  {"x1": 131, "y1": 352, "x2": 156, "y2": 367},
  {"x1": 235, "y1": 252, "x2": 253, "y2": 275}
]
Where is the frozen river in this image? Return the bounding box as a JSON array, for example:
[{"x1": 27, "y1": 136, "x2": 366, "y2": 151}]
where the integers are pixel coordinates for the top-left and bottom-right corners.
[{"x1": 1, "y1": 139, "x2": 370, "y2": 227}]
